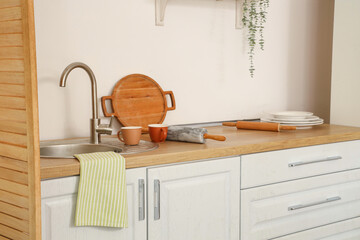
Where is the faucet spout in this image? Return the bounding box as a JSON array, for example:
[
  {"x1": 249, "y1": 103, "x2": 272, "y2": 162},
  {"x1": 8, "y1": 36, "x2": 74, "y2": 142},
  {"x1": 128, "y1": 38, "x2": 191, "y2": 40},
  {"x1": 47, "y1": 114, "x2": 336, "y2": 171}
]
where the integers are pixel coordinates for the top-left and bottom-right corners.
[
  {"x1": 60, "y1": 62, "x2": 107, "y2": 144},
  {"x1": 60, "y1": 62, "x2": 98, "y2": 120}
]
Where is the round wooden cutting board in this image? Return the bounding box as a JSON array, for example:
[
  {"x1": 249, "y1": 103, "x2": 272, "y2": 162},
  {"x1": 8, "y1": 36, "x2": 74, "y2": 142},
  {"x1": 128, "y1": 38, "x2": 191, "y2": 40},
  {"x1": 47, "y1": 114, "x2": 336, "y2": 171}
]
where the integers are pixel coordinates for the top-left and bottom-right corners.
[{"x1": 101, "y1": 74, "x2": 175, "y2": 131}]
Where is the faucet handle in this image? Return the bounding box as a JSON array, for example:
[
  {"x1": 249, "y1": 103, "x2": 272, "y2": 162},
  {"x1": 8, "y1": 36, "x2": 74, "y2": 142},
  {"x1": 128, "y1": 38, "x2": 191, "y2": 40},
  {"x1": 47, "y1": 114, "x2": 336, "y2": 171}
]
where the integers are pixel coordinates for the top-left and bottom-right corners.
[{"x1": 96, "y1": 116, "x2": 115, "y2": 135}]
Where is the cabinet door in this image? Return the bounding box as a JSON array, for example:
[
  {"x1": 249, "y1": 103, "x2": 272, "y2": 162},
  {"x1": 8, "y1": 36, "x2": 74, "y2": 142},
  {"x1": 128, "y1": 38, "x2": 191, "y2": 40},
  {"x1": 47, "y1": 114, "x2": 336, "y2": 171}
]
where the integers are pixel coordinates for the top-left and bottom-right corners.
[
  {"x1": 274, "y1": 217, "x2": 360, "y2": 240},
  {"x1": 147, "y1": 157, "x2": 240, "y2": 240},
  {"x1": 41, "y1": 168, "x2": 146, "y2": 240}
]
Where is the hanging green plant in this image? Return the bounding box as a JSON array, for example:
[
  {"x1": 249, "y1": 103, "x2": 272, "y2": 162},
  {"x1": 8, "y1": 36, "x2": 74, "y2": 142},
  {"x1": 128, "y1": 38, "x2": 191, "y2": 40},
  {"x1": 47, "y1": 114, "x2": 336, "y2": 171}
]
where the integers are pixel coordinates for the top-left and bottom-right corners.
[{"x1": 242, "y1": 0, "x2": 270, "y2": 77}]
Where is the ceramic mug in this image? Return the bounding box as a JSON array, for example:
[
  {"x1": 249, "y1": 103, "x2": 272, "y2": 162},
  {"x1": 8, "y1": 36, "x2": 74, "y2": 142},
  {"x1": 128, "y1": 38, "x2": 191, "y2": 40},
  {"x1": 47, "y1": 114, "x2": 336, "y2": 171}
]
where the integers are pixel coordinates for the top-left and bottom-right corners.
[
  {"x1": 148, "y1": 124, "x2": 168, "y2": 143},
  {"x1": 117, "y1": 126, "x2": 142, "y2": 145}
]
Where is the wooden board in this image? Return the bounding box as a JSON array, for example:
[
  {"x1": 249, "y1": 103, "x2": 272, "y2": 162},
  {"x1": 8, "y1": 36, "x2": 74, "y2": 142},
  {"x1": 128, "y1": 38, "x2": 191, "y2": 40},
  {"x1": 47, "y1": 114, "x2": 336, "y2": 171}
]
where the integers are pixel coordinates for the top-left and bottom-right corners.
[
  {"x1": 101, "y1": 74, "x2": 175, "y2": 130},
  {"x1": 41, "y1": 124, "x2": 360, "y2": 179}
]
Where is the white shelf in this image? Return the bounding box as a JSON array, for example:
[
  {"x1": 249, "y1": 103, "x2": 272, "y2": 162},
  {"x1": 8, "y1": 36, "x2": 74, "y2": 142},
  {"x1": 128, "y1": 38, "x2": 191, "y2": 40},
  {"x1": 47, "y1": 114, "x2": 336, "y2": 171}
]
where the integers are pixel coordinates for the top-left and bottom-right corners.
[{"x1": 155, "y1": 0, "x2": 243, "y2": 29}]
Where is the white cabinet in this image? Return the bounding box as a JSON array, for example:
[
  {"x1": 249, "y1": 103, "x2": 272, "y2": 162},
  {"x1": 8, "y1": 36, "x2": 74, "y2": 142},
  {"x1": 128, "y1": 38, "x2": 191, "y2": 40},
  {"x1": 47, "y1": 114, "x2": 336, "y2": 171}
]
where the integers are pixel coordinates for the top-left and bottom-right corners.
[
  {"x1": 40, "y1": 140, "x2": 360, "y2": 239},
  {"x1": 241, "y1": 168, "x2": 360, "y2": 240},
  {"x1": 41, "y1": 157, "x2": 240, "y2": 240},
  {"x1": 147, "y1": 157, "x2": 240, "y2": 240},
  {"x1": 274, "y1": 217, "x2": 360, "y2": 240},
  {"x1": 241, "y1": 140, "x2": 360, "y2": 188},
  {"x1": 41, "y1": 168, "x2": 147, "y2": 240}
]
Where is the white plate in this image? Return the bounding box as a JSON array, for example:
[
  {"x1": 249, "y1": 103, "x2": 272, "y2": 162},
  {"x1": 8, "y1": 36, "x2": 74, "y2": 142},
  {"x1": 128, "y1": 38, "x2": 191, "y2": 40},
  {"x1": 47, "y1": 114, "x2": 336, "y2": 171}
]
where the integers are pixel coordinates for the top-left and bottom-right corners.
[
  {"x1": 261, "y1": 118, "x2": 324, "y2": 127},
  {"x1": 261, "y1": 117, "x2": 323, "y2": 124},
  {"x1": 266, "y1": 115, "x2": 320, "y2": 122},
  {"x1": 270, "y1": 111, "x2": 313, "y2": 119}
]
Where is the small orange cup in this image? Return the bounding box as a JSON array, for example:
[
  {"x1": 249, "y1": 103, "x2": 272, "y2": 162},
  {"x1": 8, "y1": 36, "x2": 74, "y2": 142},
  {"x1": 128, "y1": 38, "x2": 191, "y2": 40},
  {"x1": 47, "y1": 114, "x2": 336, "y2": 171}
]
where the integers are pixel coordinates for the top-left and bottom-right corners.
[
  {"x1": 117, "y1": 126, "x2": 142, "y2": 145},
  {"x1": 148, "y1": 124, "x2": 168, "y2": 143}
]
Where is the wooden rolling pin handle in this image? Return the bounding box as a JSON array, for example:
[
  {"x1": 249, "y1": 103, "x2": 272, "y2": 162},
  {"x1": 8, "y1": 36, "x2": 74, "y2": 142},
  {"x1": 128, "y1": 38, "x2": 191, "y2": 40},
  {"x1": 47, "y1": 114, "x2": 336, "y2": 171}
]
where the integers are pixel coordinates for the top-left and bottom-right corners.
[
  {"x1": 203, "y1": 134, "x2": 226, "y2": 141},
  {"x1": 280, "y1": 125, "x2": 297, "y2": 131},
  {"x1": 222, "y1": 122, "x2": 237, "y2": 127}
]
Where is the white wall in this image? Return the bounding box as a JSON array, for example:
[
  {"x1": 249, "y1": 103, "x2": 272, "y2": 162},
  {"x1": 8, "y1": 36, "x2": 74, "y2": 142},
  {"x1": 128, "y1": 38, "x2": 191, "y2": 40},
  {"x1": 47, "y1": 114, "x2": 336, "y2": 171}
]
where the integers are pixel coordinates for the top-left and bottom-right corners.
[
  {"x1": 331, "y1": 0, "x2": 360, "y2": 127},
  {"x1": 34, "y1": 0, "x2": 334, "y2": 140}
]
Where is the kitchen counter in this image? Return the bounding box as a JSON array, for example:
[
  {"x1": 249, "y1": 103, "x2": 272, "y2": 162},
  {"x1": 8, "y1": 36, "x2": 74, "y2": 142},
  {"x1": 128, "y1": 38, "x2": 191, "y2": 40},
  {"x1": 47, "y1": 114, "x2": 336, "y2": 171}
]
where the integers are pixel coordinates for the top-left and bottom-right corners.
[{"x1": 40, "y1": 124, "x2": 360, "y2": 179}]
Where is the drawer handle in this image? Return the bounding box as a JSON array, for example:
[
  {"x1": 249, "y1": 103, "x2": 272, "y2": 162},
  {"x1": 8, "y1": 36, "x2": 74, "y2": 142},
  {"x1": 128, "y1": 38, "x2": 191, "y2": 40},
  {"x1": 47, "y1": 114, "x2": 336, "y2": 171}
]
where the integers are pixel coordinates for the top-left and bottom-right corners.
[
  {"x1": 154, "y1": 179, "x2": 160, "y2": 220},
  {"x1": 138, "y1": 179, "x2": 145, "y2": 221},
  {"x1": 288, "y1": 196, "x2": 341, "y2": 211},
  {"x1": 288, "y1": 156, "x2": 342, "y2": 167}
]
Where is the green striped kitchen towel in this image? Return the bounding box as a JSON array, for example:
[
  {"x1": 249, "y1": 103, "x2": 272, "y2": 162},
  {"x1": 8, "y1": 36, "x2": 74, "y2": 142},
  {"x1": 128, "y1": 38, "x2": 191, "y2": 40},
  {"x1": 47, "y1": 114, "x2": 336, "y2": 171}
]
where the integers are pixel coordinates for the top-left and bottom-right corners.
[{"x1": 74, "y1": 151, "x2": 128, "y2": 228}]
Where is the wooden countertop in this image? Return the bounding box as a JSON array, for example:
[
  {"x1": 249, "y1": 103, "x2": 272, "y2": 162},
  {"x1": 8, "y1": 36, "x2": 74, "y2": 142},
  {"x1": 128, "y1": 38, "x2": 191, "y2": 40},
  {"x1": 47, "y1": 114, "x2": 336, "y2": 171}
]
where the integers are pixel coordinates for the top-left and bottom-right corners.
[{"x1": 41, "y1": 124, "x2": 360, "y2": 179}]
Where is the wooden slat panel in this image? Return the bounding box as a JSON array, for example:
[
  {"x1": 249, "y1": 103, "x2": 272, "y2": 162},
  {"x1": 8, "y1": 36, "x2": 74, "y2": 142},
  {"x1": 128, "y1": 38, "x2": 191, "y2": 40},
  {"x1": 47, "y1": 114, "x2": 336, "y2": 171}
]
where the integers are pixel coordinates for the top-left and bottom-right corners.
[
  {"x1": 0, "y1": 0, "x2": 21, "y2": 8},
  {"x1": 0, "y1": 20, "x2": 22, "y2": 34},
  {"x1": 0, "y1": 120, "x2": 27, "y2": 134},
  {"x1": 0, "y1": 7, "x2": 21, "y2": 22},
  {"x1": 0, "y1": 223, "x2": 28, "y2": 240},
  {"x1": 0, "y1": 234, "x2": 11, "y2": 240},
  {"x1": 0, "y1": 156, "x2": 27, "y2": 172},
  {"x1": 0, "y1": 72, "x2": 24, "y2": 84},
  {"x1": 0, "y1": 47, "x2": 24, "y2": 58},
  {"x1": 0, "y1": 59, "x2": 24, "y2": 71},
  {"x1": 0, "y1": 131, "x2": 26, "y2": 148},
  {"x1": 0, "y1": 212, "x2": 28, "y2": 233},
  {"x1": 0, "y1": 190, "x2": 28, "y2": 208},
  {"x1": 21, "y1": 0, "x2": 41, "y2": 238},
  {"x1": 0, "y1": 84, "x2": 25, "y2": 96},
  {"x1": 0, "y1": 167, "x2": 27, "y2": 184},
  {"x1": 0, "y1": 201, "x2": 28, "y2": 220},
  {"x1": 0, "y1": 96, "x2": 26, "y2": 109},
  {"x1": 0, "y1": 108, "x2": 26, "y2": 122},
  {"x1": 0, "y1": 142, "x2": 27, "y2": 161},
  {"x1": 0, "y1": 34, "x2": 22, "y2": 46},
  {"x1": 0, "y1": 178, "x2": 28, "y2": 196}
]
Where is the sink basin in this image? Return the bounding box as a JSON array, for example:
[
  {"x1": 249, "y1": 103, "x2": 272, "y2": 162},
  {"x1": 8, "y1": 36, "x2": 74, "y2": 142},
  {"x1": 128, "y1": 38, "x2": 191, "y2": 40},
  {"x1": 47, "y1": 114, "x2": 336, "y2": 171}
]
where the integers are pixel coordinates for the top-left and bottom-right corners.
[{"x1": 40, "y1": 143, "x2": 123, "y2": 158}]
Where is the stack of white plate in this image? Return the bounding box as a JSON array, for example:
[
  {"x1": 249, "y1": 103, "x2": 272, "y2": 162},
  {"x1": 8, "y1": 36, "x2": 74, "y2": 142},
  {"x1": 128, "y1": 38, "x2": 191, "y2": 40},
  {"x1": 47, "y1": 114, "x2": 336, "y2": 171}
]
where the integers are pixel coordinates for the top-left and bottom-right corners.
[{"x1": 261, "y1": 111, "x2": 324, "y2": 127}]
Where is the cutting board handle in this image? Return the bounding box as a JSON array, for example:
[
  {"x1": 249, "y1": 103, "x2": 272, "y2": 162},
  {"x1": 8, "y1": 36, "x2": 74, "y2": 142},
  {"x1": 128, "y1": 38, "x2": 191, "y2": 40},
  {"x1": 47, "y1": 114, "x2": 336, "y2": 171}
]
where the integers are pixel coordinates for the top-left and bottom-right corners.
[
  {"x1": 101, "y1": 96, "x2": 114, "y2": 117},
  {"x1": 164, "y1": 91, "x2": 176, "y2": 111}
]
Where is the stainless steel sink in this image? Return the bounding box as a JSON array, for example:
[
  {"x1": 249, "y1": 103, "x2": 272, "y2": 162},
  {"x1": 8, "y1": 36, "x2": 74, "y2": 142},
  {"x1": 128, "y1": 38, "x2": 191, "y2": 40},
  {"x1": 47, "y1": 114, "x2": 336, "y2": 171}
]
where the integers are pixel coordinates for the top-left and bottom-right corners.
[
  {"x1": 40, "y1": 143, "x2": 123, "y2": 158},
  {"x1": 40, "y1": 137, "x2": 158, "y2": 158}
]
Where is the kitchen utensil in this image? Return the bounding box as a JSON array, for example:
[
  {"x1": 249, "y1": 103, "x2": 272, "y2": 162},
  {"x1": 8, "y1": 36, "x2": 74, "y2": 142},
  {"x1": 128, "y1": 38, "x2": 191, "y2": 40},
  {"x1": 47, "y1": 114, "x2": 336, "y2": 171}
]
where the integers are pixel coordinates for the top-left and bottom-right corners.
[
  {"x1": 222, "y1": 121, "x2": 296, "y2": 132},
  {"x1": 148, "y1": 124, "x2": 168, "y2": 143},
  {"x1": 101, "y1": 74, "x2": 176, "y2": 132},
  {"x1": 117, "y1": 126, "x2": 142, "y2": 145},
  {"x1": 166, "y1": 126, "x2": 226, "y2": 143}
]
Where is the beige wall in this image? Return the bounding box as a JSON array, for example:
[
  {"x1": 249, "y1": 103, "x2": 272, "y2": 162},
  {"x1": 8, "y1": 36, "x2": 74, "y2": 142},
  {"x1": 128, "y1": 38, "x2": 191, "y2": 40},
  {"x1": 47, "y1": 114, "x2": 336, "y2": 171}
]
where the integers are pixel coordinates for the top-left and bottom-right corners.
[
  {"x1": 331, "y1": 0, "x2": 360, "y2": 126},
  {"x1": 34, "y1": 0, "x2": 334, "y2": 140}
]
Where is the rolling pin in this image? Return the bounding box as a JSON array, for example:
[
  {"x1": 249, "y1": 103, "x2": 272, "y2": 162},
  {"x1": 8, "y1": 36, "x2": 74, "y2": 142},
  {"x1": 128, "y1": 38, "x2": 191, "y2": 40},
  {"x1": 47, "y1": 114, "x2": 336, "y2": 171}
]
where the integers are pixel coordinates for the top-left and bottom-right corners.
[
  {"x1": 222, "y1": 121, "x2": 296, "y2": 132},
  {"x1": 166, "y1": 126, "x2": 226, "y2": 143}
]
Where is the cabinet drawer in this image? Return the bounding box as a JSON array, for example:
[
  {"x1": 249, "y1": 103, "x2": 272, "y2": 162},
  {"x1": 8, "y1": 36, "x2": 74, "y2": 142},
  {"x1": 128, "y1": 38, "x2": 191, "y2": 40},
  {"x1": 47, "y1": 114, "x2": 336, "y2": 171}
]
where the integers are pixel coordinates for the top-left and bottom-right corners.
[
  {"x1": 274, "y1": 217, "x2": 360, "y2": 240},
  {"x1": 241, "y1": 169, "x2": 360, "y2": 240},
  {"x1": 241, "y1": 140, "x2": 360, "y2": 188}
]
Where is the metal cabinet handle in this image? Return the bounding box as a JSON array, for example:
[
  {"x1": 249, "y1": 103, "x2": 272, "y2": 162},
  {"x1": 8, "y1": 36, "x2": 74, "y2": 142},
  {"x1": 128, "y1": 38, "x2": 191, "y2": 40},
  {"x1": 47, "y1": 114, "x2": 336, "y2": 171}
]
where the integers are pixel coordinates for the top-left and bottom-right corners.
[
  {"x1": 288, "y1": 156, "x2": 342, "y2": 167},
  {"x1": 154, "y1": 179, "x2": 160, "y2": 220},
  {"x1": 138, "y1": 179, "x2": 145, "y2": 221},
  {"x1": 288, "y1": 196, "x2": 341, "y2": 211}
]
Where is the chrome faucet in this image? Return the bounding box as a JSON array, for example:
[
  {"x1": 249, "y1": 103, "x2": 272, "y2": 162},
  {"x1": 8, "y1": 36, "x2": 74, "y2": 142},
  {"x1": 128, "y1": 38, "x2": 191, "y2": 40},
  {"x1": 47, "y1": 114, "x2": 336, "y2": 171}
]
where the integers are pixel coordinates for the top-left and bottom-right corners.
[{"x1": 59, "y1": 62, "x2": 114, "y2": 144}]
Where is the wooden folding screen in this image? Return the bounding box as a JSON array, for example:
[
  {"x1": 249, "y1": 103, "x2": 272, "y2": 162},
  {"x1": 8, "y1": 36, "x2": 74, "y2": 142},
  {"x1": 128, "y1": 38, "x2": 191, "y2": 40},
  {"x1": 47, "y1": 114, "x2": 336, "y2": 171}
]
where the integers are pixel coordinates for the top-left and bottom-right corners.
[{"x1": 0, "y1": 0, "x2": 40, "y2": 239}]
